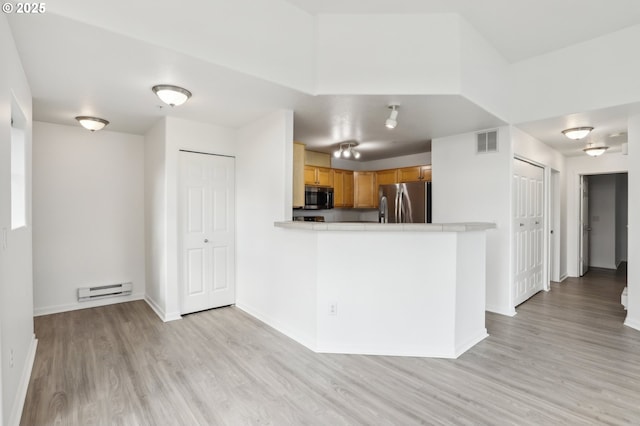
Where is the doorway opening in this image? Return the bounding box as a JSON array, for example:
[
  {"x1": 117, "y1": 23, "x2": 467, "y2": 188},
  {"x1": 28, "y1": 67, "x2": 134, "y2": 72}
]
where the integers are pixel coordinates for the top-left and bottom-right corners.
[{"x1": 578, "y1": 173, "x2": 628, "y2": 277}]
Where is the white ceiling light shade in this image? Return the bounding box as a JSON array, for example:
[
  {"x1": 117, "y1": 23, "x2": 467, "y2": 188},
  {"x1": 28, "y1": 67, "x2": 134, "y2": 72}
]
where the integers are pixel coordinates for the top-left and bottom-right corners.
[
  {"x1": 152, "y1": 84, "x2": 192, "y2": 106},
  {"x1": 583, "y1": 144, "x2": 609, "y2": 157},
  {"x1": 562, "y1": 126, "x2": 593, "y2": 140},
  {"x1": 333, "y1": 142, "x2": 360, "y2": 159},
  {"x1": 75, "y1": 116, "x2": 109, "y2": 131},
  {"x1": 385, "y1": 105, "x2": 399, "y2": 129}
]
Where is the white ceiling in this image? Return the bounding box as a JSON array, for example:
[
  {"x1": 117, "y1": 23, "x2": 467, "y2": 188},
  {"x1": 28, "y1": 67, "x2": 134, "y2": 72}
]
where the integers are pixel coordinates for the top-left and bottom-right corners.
[
  {"x1": 283, "y1": 0, "x2": 640, "y2": 63},
  {"x1": 7, "y1": 1, "x2": 640, "y2": 160}
]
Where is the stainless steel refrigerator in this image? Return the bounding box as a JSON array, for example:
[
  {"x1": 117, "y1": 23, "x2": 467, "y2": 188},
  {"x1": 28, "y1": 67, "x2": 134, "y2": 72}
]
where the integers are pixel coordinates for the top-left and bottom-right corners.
[{"x1": 378, "y1": 182, "x2": 432, "y2": 223}]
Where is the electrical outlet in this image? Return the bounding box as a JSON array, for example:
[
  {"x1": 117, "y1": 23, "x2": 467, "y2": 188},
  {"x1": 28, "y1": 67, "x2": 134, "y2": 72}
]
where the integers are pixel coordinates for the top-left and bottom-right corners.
[
  {"x1": 328, "y1": 302, "x2": 338, "y2": 316},
  {"x1": 10, "y1": 349, "x2": 14, "y2": 368}
]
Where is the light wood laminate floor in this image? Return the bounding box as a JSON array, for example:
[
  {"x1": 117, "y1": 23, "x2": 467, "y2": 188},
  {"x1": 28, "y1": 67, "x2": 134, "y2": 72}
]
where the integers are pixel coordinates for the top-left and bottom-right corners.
[{"x1": 21, "y1": 267, "x2": 640, "y2": 425}]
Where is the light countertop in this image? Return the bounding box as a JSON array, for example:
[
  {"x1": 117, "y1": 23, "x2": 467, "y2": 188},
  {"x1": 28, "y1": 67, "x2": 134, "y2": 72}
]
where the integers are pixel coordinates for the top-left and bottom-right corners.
[{"x1": 275, "y1": 221, "x2": 496, "y2": 232}]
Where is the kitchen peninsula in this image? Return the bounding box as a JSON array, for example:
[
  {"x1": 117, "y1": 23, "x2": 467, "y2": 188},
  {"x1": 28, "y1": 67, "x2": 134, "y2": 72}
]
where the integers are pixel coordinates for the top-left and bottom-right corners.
[{"x1": 274, "y1": 221, "x2": 495, "y2": 358}]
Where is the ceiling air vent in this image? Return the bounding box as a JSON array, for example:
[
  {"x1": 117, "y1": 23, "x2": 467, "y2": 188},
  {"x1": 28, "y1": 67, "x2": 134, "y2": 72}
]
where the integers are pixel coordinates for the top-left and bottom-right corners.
[{"x1": 476, "y1": 130, "x2": 498, "y2": 154}]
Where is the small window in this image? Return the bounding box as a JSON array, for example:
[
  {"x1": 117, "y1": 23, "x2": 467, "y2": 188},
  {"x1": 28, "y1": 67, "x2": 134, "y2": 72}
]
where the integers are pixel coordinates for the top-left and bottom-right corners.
[{"x1": 11, "y1": 96, "x2": 27, "y2": 230}]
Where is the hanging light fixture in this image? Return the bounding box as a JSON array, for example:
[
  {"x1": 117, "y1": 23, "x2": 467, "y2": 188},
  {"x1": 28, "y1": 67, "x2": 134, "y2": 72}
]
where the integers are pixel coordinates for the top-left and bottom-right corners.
[
  {"x1": 562, "y1": 126, "x2": 593, "y2": 140},
  {"x1": 152, "y1": 84, "x2": 192, "y2": 106},
  {"x1": 75, "y1": 116, "x2": 109, "y2": 131},
  {"x1": 333, "y1": 142, "x2": 361, "y2": 159},
  {"x1": 385, "y1": 105, "x2": 399, "y2": 129},
  {"x1": 583, "y1": 144, "x2": 609, "y2": 157}
]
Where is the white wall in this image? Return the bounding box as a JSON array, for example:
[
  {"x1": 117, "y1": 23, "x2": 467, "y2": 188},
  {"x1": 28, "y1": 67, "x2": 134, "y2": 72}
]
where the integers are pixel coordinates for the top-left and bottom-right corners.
[
  {"x1": 144, "y1": 116, "x2": 237, "y2": 321},
  {"x1": 625, "y1": 114, "x2": 640, "y2": 330},
  {"x1": 0, "y1": 14, "x2": 35, "y2": 426},
  {"x1": 316, "y1": 14, "x2": 461, "y2": 95},
  {"x1": 32, "y1": 122, "x2": 145, "y2": 315},
  {"x1": 564, "y1": 153, "x2": 628, "y2": 277},
  {"x1": 235, "y1": 110, "x2": 318, "y2": 348},
  {"x1": 459, "y1": 18, "x2": 510, "y2": 121},
  {"x1": 510, "y1": 24, "x2": 640, "y2": 123},
  {"x1": 143, "y1": 118, "x2": 167, "y2": 319},
  {"x1": 616, "y1": 173, "x2": 628, "y2": 266},
  {"x1": 431, "y1": 127, "x2": 513, "y2": 315},
  {"x1": 588, "y1": 174, "x2": 617, "y2": 269}
]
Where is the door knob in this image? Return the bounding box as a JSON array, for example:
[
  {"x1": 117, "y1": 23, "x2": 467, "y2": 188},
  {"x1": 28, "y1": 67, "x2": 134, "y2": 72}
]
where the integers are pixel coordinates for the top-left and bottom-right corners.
[{"x1": 204, "y1": 239, "x2": 209, "y2": 243}]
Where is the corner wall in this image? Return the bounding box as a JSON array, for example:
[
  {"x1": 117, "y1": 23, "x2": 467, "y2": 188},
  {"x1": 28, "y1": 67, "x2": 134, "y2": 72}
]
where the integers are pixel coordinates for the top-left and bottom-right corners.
[
  {"x1": 235, "y1": 110, "x2": 318, "y2": 349},
  {"x1": 431, "y1": 127, "x2": 513, "y2": 315},
  {"x1": 625, "y1": 114, "x2": 640, "y2": 330},
  {"x1": 32, "y1": 122, "x2": 146, "y2": 315},
  {"x1": 0, "y1": 14, "x2": 35, "y2": 426}
]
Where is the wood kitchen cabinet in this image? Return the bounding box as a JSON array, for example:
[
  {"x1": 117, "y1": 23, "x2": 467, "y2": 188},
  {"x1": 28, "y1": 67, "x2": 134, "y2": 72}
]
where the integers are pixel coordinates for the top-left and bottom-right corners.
[
  {"x1": 398, "y1": 165, "x2": 432, "y2": 182},
  {"x1": 292, "y1": 142, "x2": 305, "y2": 208},
  {"x1": 353, "y1": 171, "x2": 377, "y2": 208},
  {"x1": 376, "y1": 169, "x2": 398, "y2": 186},
  {"x1": 304, "y1": 165, "x2": 333, "y2": 187},
  {"x1": 333, "y1": 169, "x2": 354, "y2": 208}
]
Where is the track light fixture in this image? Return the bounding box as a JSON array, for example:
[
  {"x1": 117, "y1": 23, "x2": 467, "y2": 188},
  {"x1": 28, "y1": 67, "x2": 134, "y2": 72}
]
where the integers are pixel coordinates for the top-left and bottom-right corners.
[
  {"x1": 75, "y1": 116, "x2": 109, "y2": 131},
  {"x1": 562, "y1": 126, "x2": 593, "y2": 140},
  {"x1": 152, "y1": 84, "x2": 192, "y2": 107},
  {"x1": 385, "y1": 105, "x2": 399, "y2": 129},
  {"x1": 333, "y1": 142, "x2": 361, "y2": 159}
]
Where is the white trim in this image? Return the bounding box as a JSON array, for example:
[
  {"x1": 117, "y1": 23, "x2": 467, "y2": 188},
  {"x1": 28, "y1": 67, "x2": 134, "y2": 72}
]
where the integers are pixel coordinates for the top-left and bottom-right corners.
[
  {"x1": 144, "y1": 296, "x2": 181, "y2": 322},
  {"x1": 9, "y1": 335, "x2": 37, "y2": 426},
  {"x1": 454, "y1": 331, "x2": 490, "y2": 358},
  {"x1": 235, "y1": 303, "x2": 316, "y2": 352},
  {"x1": 486, "y1": 305, "x2": 517, "y2": 317},
  {"x1": 557, "y1": 274, "x2": 569, "y2": 282},
  {"x1": 33, "y1": 293, "x2": 145, "y2": 316},
  {"x1": 624, "y1": 315, "x2": 640, "y2": 332}
]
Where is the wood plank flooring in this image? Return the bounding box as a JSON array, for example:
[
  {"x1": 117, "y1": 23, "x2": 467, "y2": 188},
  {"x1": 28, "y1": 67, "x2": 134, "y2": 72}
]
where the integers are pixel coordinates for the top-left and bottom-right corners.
[{"x1": 21, "y1": 268, "x2": 640, "y2": 425}]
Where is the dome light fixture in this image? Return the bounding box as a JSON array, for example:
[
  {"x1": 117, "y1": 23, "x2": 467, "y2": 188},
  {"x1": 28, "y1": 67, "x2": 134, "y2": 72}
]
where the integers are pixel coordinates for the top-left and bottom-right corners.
[
  {"x1": 385, "y1": 105, "x2": 399, "y2": 129},
  {"x1": 562, "y1": 126, "x2": 593, "y2": 140},
  {"x1": 152, "y1": 84, "x2": 192, "y2": 106},
  {"x1": 333, "y1": 142, "x2": 361, "y2": 159},
  {"x1": 583, "y1": 144, "x2": 609, "y2": 157},
  {"x1": 75, "y1": 116, "x2": 109, "y2": 132}
]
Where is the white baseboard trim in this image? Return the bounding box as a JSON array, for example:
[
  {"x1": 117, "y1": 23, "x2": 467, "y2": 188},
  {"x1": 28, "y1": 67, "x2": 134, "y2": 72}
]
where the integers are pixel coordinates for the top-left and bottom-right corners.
[
  {"x1": 235, "y1": 303, "x2": 316, "y2": 352},
  {"x1": 454, "y1": 330, "x2": 489, "y2": 358},
  {"x1": 624, "y1": 315, "x2": 640, "y2": 332},
  {"x1": 34, "y1": 293, "x2": 145, "y2": 316},
  {"x1": 9, "y1": 334, "x2": 38, "y2": 426},
  {"x1": 144, "y1": 296, "x2": 181, "y2": 322},
  {"x1": 558, "y1": 274, "x2": 569, "y2": 282},
  {"x1": 485, "y1": 304, "x2": 517, "y2": 317}
]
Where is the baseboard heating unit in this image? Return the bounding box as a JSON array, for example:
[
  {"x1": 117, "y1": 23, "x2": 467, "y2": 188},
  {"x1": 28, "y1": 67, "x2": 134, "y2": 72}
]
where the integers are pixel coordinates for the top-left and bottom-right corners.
[{"x1": 78, "y1": 282, "x2": 133, "y2": 302}]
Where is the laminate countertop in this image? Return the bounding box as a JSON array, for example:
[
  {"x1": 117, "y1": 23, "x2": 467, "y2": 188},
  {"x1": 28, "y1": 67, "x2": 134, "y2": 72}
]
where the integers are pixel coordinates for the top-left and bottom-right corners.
[{"x1": 275, "y1": 221, "x2": 495, "y2": 232}]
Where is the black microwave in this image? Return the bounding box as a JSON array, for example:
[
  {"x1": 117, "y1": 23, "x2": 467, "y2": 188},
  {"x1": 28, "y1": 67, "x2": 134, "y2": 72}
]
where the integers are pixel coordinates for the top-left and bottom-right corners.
[{"x1": 305, "y1": 186, "x2": 334, "y2": 210}]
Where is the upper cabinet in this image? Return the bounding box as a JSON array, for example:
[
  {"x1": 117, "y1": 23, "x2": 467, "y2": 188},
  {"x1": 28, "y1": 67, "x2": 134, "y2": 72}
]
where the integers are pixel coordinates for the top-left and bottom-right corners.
[
  {"x1": 376, "y1": 169, "x2": 398, "y2": 186},
  {"x1": 293, "y1": 142, "x2": 305, "y2": 208},
  {"x1": 333, "y1": 169, "x2": 354, "y2": 208},
  {"x1": 305, "y1": 165, "x2": 333, "y2": 187},
  {"x1": 353, "y1": 171, "x2": 377, "y2": 208},
  {"x1": 398, "y1": 165, "x2": 432, "y2": 182}
]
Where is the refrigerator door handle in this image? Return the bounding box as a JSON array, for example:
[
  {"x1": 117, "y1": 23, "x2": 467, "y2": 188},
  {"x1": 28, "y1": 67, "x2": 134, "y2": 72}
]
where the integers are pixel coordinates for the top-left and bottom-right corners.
[{"x1": 395, "y1": 190, "x2": 401, "y2": 222}]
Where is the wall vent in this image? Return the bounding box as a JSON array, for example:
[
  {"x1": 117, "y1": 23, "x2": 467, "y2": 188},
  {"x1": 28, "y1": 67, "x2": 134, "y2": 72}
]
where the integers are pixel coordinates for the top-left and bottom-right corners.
[
  {"x1": 78, "y1": 282, "x2": 133, "y2": 302},
  {"x1": 476, "y1": 130, "x2": 498, "y2": 153}
]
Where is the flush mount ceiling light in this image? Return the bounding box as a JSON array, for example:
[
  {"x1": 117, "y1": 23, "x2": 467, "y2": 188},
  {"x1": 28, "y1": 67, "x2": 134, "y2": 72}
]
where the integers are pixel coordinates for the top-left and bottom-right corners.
[
  {"x1": 75, "y1": 116, "x2": 109, "y2": 132},
  {"x1": 152, "y1": 84, "x2": 192, "y2": 107},
  {"x1": 583, "y1": 144, "x2": 609, "y2": 157},
  {"x1": 562, "y1": 126, "x2": 593, "y2": 140},
  {"x1": 385, "y1": 105, "x2": 399, "y2": 129},
  {"x1": 333, "y1": 142, "x2": 361, "y2": 159}
]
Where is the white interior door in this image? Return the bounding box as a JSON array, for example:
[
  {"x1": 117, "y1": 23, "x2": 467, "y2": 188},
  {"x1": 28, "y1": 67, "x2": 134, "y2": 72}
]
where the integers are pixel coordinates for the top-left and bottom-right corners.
[
  {"x1": 513, "y1": 158, "x2": 545, "y2": 306},
  {"x1": 579, "y1": 175, "x2": 590, "y2": 276},
  {"x1": 179, "y1": 151, "x2": 235, "y2": 315}
]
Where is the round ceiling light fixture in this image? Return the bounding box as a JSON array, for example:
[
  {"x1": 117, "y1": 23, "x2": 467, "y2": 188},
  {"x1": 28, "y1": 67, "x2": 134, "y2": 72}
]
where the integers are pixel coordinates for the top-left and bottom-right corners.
[
  {"x1": 75, "y1": 116, "x2": 109, "y2": 132},
  {"x1": 152, "y1": 84, "x2": 192, "y2": 107},
  {"x1": 583, "y1": 144, "x2": 609, "y2": 157},
  {"x1": 561, "y1": 126, "x2": 593, "y2": 140}
]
